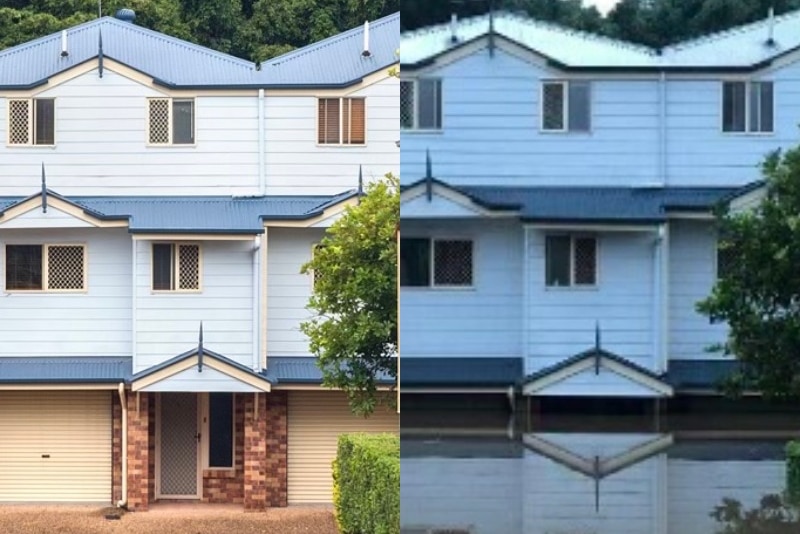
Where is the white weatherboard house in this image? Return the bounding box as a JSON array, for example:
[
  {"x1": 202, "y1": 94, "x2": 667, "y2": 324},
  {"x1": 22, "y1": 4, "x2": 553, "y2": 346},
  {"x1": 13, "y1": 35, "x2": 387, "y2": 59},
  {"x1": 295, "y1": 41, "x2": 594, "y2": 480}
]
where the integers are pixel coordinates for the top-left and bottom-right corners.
[
  {"x1": 0, "y1": 9, "x2": 398, "y2": 509},
  {"x1": 399, "y1": 10, "x2": 789, "y2": 399}
]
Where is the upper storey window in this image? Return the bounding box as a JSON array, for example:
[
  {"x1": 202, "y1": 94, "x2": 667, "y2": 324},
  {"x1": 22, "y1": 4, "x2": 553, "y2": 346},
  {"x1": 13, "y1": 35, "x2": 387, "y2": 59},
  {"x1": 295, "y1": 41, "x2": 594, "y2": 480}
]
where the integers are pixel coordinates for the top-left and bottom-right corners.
[
  {"x1": 318, "y1": 98, "x2": 366, "y2": 145},
  {"x1": 5, "y1": 244, "x2": 86, "y2": 292},
  {"x1": 7, "y1": 98, "x2": 55, "y2": 146},
  {"x1": 722, "y1": 81, "x2": 773, "y2": 133},
  {"x1": 148, "y1": 98, "x2": 195, "y2": 145},
  {"x1": 401, "y1": 79, "x2": 442, "y2": 130},
  {"x1": 541, "y1": 81, "x2": 591, "y2": 132}
]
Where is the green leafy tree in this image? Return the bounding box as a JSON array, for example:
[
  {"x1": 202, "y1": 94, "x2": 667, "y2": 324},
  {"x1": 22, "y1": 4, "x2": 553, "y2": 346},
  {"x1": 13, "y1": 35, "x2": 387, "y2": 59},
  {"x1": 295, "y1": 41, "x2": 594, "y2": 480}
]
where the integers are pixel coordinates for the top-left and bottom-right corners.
[
  {"x1": 301, "y1": 174, "x2": 398, "y2": 416},
  {"x1": 697, "y1": 147, "x2": 800, "y2": 398}
]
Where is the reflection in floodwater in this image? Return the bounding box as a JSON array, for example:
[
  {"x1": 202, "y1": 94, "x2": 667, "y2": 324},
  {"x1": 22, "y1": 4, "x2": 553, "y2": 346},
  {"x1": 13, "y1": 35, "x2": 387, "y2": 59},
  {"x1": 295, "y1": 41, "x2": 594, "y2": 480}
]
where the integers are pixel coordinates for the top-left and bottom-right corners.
[{"x1": 400, "y1": 400, "x2": 800, "y2": 534}]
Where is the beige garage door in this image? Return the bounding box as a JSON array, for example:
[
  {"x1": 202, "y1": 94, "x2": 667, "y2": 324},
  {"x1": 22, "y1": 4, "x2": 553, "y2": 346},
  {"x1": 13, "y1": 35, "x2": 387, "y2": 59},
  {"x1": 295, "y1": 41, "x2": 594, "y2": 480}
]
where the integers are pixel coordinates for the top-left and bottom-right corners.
[
  {"x1": 288, "y1": 391, "x2": 398, "y2": 504},
  {"x1": 0, "y1": 391, "x2": 112, "y2": 502}
]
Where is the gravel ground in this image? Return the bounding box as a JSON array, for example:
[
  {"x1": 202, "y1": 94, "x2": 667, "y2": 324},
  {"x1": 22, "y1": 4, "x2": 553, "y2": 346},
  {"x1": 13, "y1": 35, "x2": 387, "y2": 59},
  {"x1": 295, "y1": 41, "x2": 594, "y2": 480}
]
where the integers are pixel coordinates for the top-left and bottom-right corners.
[{"x1": 0, "y1": 505, "x2": 339, "y2": 534}]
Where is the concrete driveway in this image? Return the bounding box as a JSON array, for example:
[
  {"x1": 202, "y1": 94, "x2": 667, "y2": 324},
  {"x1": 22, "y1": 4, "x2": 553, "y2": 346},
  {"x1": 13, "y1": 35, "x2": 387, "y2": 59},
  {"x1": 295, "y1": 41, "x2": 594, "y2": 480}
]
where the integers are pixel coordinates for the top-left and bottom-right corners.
[{"x1": 0, "y1": 504, "x2": 339, "y2": 533}]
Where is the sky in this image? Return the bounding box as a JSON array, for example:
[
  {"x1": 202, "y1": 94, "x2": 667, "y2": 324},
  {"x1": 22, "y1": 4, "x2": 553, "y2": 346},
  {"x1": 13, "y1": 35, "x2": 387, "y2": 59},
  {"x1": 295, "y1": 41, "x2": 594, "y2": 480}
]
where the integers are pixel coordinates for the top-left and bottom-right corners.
[{"x1": 583, "y1": 0, "x2": 622, "y2": 16}]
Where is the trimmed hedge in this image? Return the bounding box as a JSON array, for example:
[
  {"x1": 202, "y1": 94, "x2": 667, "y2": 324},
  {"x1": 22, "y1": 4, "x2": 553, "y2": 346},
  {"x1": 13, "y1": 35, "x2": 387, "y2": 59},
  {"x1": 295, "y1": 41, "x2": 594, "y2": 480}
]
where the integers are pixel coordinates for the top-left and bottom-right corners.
[
  {"x1": 787, "y1": 440, "x2": 800, "y2": 503},
  {"x1": 332, "y1": 433, "x2": 399, "y2": 534}
]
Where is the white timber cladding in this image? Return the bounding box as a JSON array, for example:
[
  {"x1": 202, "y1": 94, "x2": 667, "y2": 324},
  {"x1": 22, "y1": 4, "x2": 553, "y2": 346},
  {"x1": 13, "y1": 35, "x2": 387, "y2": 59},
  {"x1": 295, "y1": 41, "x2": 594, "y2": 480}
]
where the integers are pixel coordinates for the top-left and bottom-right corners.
[
  {"x1": 134, "y1": 239, "x2": 253, "y2": 373},
  {"x1": 0, "y1": 228, "x2": 131, "y2": 356},
  {"x1": 267, "y1": 228, "x2": 326, "y2": 356},
  {"x1": 0, "y1": 391, "x2": 112, "y2": 502},
  {"x1": 0, "y1": 68, "x2": 259, "y2": 196},
  {"x1": 264, "y1": 75, "x2": 400, "y2": 195},
  {"x1": 287, "y1": 391, "x2": 398, "y2": 504}
]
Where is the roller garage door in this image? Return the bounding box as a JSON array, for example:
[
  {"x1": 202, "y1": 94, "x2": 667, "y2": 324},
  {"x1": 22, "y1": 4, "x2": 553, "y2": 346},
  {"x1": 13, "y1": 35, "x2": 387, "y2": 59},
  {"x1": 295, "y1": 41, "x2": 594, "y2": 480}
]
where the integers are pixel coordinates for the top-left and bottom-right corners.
[
  {"x1": 287, "y1": 391, "x2": 398, "y2": 504},
  {"x1": 0, "y1": 391, "x2": 112, "y2": 502}
]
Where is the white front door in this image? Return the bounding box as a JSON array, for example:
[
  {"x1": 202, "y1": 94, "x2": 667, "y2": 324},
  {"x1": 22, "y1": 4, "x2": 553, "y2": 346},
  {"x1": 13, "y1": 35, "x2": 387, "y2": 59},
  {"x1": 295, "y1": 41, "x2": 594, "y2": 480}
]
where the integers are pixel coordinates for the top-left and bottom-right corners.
[{"x1": 156, "y1": 393, "x2": 201, "y2": 499}]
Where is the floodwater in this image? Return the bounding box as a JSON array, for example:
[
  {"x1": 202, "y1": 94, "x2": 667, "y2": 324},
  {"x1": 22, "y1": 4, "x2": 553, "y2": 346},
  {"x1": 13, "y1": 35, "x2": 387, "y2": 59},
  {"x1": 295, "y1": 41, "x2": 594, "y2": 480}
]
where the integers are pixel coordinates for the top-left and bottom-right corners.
[{"x1": 400, "y1": 395, "x2": 800, "y2": 534}]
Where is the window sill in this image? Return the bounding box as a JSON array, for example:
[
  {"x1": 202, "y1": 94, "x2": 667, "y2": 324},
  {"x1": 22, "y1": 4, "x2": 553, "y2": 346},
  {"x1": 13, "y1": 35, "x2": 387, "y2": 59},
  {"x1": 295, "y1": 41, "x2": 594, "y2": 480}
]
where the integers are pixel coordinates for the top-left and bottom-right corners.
[
  {"x1": 6, "y1": 144, "x2": 57, "y2": 149},
  {"x1": 720, "y1": 131, "x2": 775, "y2": 137},
  {"x1": 315, "y1": 143, "x2": 368, "y2": 148},
  {"x1": 150, "y1": 290, "x2": 203, "y2": 295},
  {"x1": 401, "y1": 129, "x2": 444, "y2": 135},
  {"x1": 401, "y1": 286, "x2": 476, "y2": 291},
  {"x1": 203, "y1": 468, "x2": 237, "y2": 478},
  {"x1": 4, "y1": 289, "x2": 87, "y2": 294},
  {"x1": 145, "y1": 143, "x2": 197, "y2": 148},
  {"x1": 544, "y1": 285, "x2": 599, "y2": 291},
  {"x1": 539, "y1": 130, "x2": 592, "y2": 135}
]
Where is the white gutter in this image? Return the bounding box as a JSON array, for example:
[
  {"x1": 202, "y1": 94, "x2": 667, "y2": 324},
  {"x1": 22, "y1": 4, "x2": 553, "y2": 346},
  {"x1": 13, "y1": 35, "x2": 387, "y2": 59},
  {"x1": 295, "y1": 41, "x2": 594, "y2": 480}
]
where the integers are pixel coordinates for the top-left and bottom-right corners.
[
  {"x1": 659, "y1": 71, "x2": 667, "y2": 186},
  {"x1": 251, "y1": 235, "x2": 261, "y2": 371},
  {"x1": 117, "y1": 383, "x2": 128, "y2": 508},
  {"x1": 258, "y1": 89, "x2": 265, "y2": 195}
]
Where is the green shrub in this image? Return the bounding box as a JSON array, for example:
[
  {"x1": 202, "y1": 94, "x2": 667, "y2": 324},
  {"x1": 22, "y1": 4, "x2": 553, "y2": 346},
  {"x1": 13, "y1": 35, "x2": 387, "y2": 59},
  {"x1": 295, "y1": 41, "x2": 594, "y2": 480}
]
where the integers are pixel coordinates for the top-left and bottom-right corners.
[
  {"x1": 333, "y1": 433, "x2": 399, "y2": 534},
  {"x1": 787, "y1": 440, "x2": 800, "y2": 504}
]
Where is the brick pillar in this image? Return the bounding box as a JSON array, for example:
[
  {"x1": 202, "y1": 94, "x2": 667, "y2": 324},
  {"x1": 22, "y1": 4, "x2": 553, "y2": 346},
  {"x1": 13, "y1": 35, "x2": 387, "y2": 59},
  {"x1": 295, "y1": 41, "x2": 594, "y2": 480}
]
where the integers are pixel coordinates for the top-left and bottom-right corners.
[
  {"x1": 126, "y1": 392, "x2": 150, "y2": 511},
  {"x1": 243, "y1": 393, "x2": 267, "y2": 511},
  {"x1": 265, "y1": 391, "x2": 288, "y2": 507},
  {"x1": 112, "y1": 392, "x2": 123, "y2": 505}
]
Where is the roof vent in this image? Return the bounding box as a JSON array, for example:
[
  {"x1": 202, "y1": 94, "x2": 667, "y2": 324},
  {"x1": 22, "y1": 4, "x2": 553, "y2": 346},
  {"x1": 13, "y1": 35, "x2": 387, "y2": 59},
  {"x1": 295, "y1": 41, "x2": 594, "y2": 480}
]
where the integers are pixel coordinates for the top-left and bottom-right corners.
[
  {"x1": 450, "y1": 13, "x2": 458, "y2": 43},
  {"x1": 60, "y1": 30, "x2": 68, "y2": 57},
  {"x1": 766, "y1": 7, "x2": 776, "y2": 47},
  {"x1": 362, "y1": 20, "x2": 371, "y2": 57},
  {"x1": 115, "y1": 8, "x2": 136, "y2": 23}
]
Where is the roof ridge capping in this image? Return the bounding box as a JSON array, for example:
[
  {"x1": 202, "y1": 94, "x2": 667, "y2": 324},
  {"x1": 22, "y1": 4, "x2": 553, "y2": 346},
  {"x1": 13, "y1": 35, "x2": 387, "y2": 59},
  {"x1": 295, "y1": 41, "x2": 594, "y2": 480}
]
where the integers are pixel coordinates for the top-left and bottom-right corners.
[
  {"x1": 664, "y1": 7, "x2": 800, "y2": 52},
  {"x1": 268, "y1": 12, "x2": 399, "y2": 67},
  {"x1": 401, "y1": 10, "x2": 656, "y2": 56}
]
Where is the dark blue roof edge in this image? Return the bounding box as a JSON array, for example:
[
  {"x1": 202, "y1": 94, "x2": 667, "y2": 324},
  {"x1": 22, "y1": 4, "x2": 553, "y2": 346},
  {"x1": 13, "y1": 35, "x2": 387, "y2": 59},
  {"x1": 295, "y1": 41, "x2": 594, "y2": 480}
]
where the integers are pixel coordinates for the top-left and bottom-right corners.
[
  {"x1": 400, "y1": 25, "x2": 778, "y2": 72},
  {"x1": 132, "y1": 346, "x2": 273, "y2": 384},
  {"x1": 519, "y1": 349, "x2": 667, "y2": 386},
  {"x1": 128, "y1": 228, "x2": 263, "y2": 235},
  {"x1": 401, "y1": 177, "x2": 522, "y2": 211},
  {"x1": 0, "y1": 188, "x2": 129, "y2": 222},
  {"x1": 0, "y1": 378, "x2": 124, "y2": 384},
  {"x1": 520, "y1": 217, "x2": 665, "y2": 225},
  {"x1": 719, "y1": 180, "x2": 766, "y2": 204},
  {"x1": 269, "y1": 376, "x2": 395, "y2": 385}
]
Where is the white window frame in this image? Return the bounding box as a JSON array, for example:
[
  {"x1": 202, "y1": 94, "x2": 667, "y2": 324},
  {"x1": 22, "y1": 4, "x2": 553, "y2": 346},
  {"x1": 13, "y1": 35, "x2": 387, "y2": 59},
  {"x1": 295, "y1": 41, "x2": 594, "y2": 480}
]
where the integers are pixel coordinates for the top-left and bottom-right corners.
[
  {"x1": 316, "y1": 97, "x2": 367, "y2": 146},
  {"x1": 544, "y1": 234, "x2": 598, "y2": 289},
  {"x1": 540, "y1": 80, "x2": 592, "y2": 133},
  {"x1": 6, "y1": 97, "x2": 56, "y2": 147},
  {"x1": 400, "y1": 78, "x2": 443, "y2": 131},
  {"x1": 151, "y1": 242, "x2": 202, "y2": 293},
  {"x1": 720, "y1": 80, "x2": 775, "y2": 135},
  {"x1": 200, "y1": 393, "x2": 236, "y2": 471},
  {"x1": 3, "y1": 243, "x2": 87, "y2": 293},
  {"x1": 146, "y1": 97, "x2": 196, "y2": 146}
]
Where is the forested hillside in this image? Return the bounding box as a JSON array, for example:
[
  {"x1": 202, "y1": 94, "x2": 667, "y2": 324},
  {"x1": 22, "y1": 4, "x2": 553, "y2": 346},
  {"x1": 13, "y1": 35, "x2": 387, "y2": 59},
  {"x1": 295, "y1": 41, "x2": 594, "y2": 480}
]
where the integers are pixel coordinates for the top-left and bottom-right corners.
[
  {"x1": 0, "y1": 0, "x2": 397, "y2": 62},
  {"x1": 402, "y1": 0, "x2": 800, "y2": 49}
]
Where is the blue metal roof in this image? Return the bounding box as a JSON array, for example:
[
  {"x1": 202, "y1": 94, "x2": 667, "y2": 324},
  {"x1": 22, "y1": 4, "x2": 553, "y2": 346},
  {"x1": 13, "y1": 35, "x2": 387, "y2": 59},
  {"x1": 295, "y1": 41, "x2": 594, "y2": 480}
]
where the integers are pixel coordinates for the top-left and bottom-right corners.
[
  {"x1": 0, "y1": 13, "x2": 399, "y2": 89},
  {"x1": 519, "y1": 349, "x2": 667, "y2": 387},
  {"x1": 132, "y1": 346, "x2": 272, "y2": 384},
  {"x1": 400, "y1": 357, "x2": 522, "y2": 388},
  {"x1": 0, "y1": 190, "x2": 356, "y2": 233},
  {"x1": 666, "y1": 359, "x2": 742, "y2": 391},
  {"x1": 259, "y1": 13, "x2": 400, "y2": 87},
  {"x1": 265, "y1": 356, "x2": 395, "y2": 385},
  {"x1": 402, "y1": 9, "x2": 800, "y2": 71},
  {"x1": 0, "y1": 357, "x2": 132, "y2": 383},
  {"x1": 403, "y1": 179, "x2": 740, "y2": 223}
]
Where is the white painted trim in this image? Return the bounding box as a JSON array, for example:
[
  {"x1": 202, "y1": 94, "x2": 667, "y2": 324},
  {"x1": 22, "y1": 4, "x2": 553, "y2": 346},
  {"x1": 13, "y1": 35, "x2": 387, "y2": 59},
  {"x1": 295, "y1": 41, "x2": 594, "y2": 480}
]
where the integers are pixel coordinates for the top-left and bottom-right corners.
[
  {"x1": 719, "y1": 79, "x2": 775, "y2": 135},
  {"x1": 522, "y1": 226, "x2": 531, "y2": 372},
  {"x1": 660, "y1": 224, "x2": 670, "y2": 373},
  {"x1": 400, "y1": 182, "x2": 517, "y2": 218},
  {"x1": 522, "y1": 355, "x2": 673, "y2": 396}
]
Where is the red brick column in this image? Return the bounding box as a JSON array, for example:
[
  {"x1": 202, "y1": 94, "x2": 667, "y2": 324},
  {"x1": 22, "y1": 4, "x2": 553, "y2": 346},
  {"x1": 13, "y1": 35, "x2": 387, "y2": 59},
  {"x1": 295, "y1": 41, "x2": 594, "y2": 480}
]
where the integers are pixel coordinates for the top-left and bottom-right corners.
[
  {"x1": 243, "y1": 392, "x2": 288, "y2": 510},
  {"x1": 126, "y1": 392, "x2": 150, "y2": 511},
  {"x1": 243, "y1": 393, "x2": 267, "y2": 511},
  {"x1": 265, "y1": 391, "x2": 288, "y2": 508}
]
